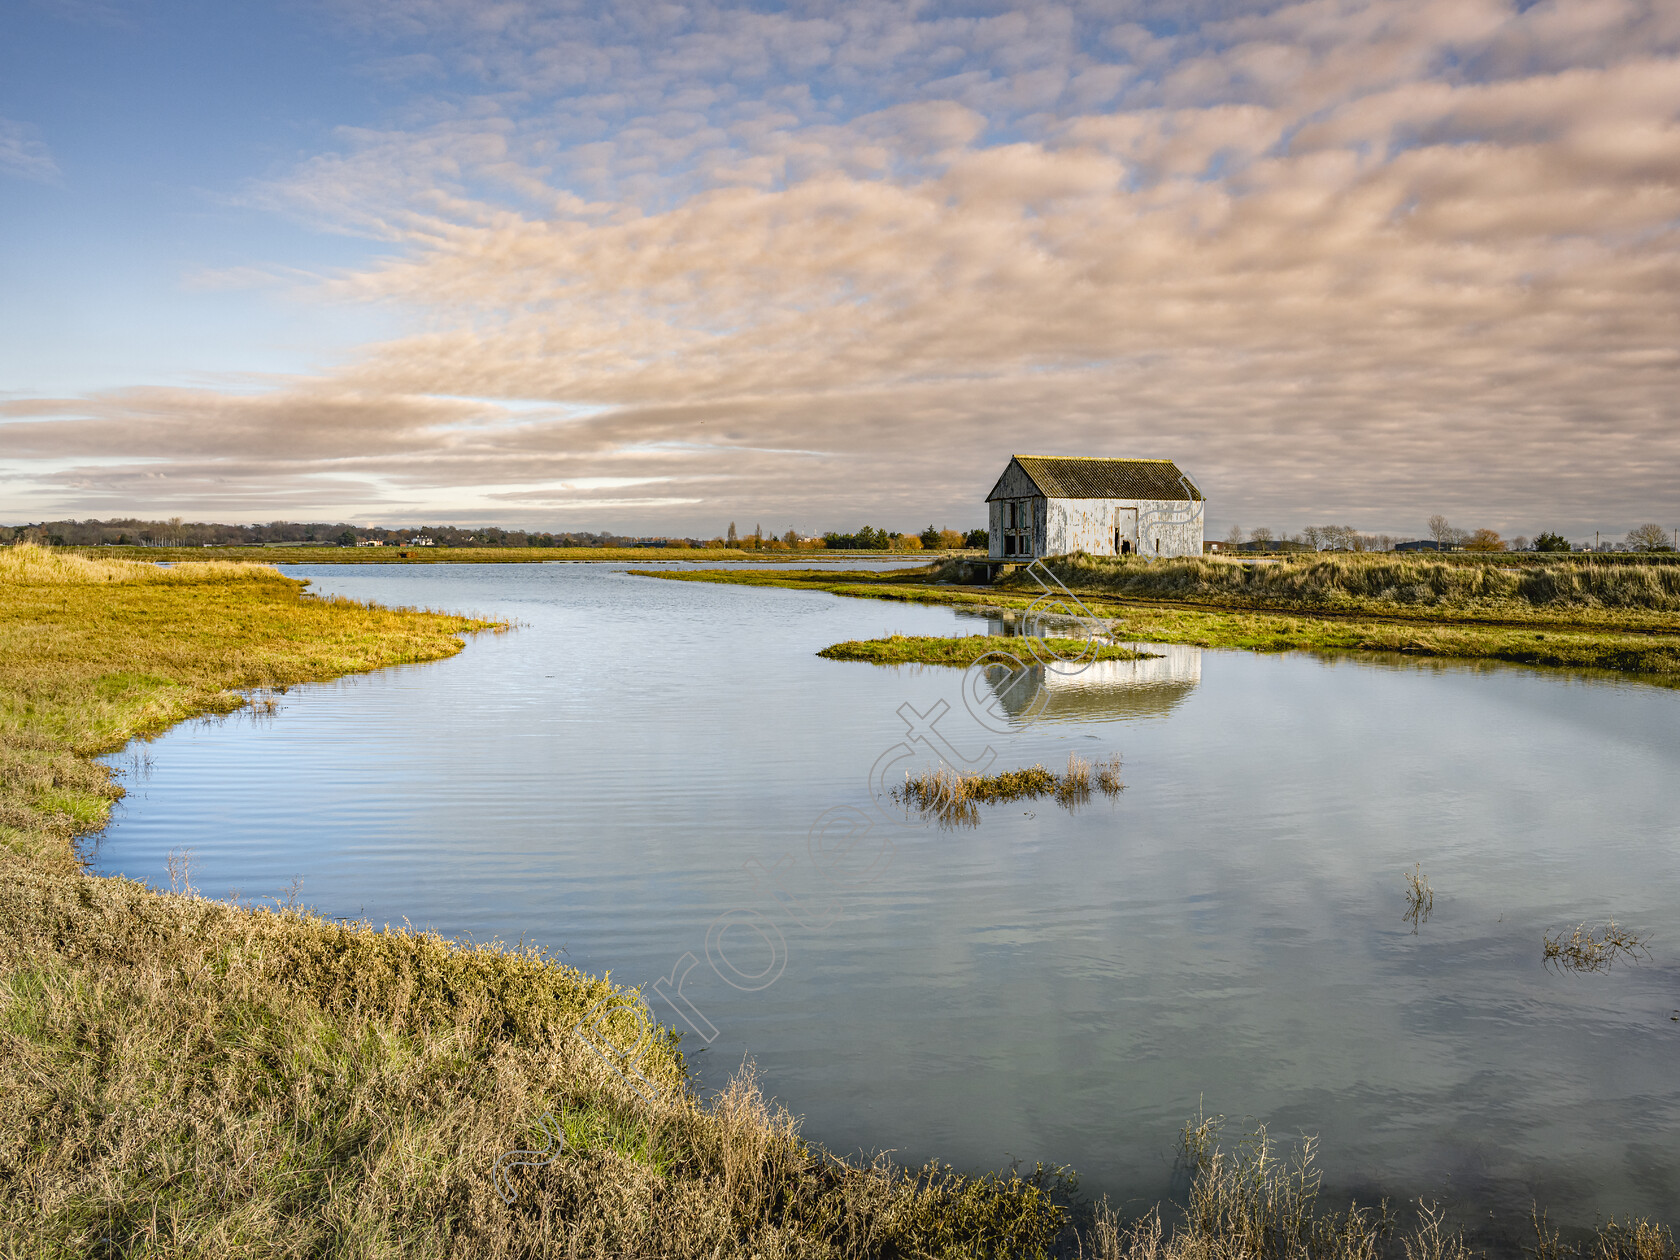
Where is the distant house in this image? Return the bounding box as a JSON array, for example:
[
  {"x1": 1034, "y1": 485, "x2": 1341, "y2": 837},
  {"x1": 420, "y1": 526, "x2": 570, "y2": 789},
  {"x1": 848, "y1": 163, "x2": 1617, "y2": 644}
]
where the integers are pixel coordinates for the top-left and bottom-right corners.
[{"x1": 986, "y1": 455, "x2": 1205, "y2": 560}]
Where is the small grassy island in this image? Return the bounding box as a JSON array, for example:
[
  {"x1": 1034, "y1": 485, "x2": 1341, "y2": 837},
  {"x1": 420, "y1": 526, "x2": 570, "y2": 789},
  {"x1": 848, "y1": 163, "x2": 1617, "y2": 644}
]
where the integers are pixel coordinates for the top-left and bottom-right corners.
[
  {"x1": 818, "y1": 633, "x2": 1156, "y2": 667},
  {"x1": 4, "y1": 544, "x2": 1675, "y2": 1255}
]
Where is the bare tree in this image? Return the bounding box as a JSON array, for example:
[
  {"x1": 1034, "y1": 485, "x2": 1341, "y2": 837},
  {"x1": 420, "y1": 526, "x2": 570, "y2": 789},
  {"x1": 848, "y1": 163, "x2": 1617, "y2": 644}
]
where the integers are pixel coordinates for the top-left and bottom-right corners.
[
  {"x1": 1224, "y1": 524, "x2": 1243, "y2": 545},
  {"x1": 1625, "y1": 523, "x2": 1669, "y2": 551},
  {"x1": 1426, "y1": 515, "x2": 1469, "y2": 548},
  {"x1": 1302, "y1": 524, "x2": 1326, "y2": 551},
  {"x1": 1509, "y1": 535, "x2": 1529, "y2": 552},
  {"x1": 1249, "y1": 526, "x2": 1274, "y2": 544}
]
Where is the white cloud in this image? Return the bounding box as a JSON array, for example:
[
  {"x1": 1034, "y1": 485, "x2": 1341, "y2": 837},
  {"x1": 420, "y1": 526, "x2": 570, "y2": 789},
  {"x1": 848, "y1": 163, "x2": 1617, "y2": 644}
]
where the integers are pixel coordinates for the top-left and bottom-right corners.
[
  {"x1": 0, "y1": 117, "x2": 61, "y2": 184},
  {"x1": 8, "y1": 0, "x2": 1680, "y2": 535}
]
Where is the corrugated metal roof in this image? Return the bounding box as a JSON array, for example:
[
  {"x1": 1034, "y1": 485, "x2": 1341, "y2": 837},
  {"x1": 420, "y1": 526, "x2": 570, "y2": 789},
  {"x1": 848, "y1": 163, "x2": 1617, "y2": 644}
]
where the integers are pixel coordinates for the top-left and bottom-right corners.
[{"x1": 991, "y1": 455, "x2": 1204, "y2": 502}]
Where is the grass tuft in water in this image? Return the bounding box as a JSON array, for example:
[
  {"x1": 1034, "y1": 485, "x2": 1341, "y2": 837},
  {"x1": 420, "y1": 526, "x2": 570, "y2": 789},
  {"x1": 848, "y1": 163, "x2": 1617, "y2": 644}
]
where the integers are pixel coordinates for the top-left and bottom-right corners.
[
  {"x1": 1403, "y1": 864, "x2": 1433, "y2": 934},
  {"x1": 1543, "y1": 919, "x2": 1651, "y2": 973},
  {"x1": 893, "y1": 751, "x2": 1123, "y2": 827},
  {"x1": 1530, "y1": 1206, "x2": 1679, "y2": 1260},
  {"x1": 1090, "y1": 1112, "x2": 1397, "y2": 1260},
  {"x1": 1089, "y1": 1118, "x2": 1679, "y2": 1260}
]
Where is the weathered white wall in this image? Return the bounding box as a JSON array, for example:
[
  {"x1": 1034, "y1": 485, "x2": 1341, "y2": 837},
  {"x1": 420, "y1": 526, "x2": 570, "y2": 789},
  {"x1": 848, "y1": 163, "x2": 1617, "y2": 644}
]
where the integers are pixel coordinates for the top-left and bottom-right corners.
[
  {"x1": 1043, "y1": 498, "x2": 1204, "y2": 558},
  {"x1": 987, "y1": 460, "x2": 1043, "y2": 559},
  {"x1": 986, "y1": 458, "x2": 1205, "y2": 559}
]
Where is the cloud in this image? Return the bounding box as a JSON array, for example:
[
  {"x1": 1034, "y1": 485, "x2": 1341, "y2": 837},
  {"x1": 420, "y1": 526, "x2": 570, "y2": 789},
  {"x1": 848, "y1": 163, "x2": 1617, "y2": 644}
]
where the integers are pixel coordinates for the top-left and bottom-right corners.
[
  {"x1": 8, "y1": 0, "x2": 1680, "y2": 535},
  {"x1": 0, "y1": 117, "x2": 62, "y2": 183}
]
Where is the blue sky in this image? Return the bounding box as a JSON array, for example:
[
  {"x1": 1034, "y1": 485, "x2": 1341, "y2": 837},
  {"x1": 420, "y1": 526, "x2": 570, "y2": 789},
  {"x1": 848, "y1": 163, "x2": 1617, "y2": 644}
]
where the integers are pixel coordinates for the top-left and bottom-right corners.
[
  {"x1": 2, "y1": 2, "x2": 400, "y2": 391},
  {"x1": 3, "y1": 0, "x2": 1678, "y2": 538}
]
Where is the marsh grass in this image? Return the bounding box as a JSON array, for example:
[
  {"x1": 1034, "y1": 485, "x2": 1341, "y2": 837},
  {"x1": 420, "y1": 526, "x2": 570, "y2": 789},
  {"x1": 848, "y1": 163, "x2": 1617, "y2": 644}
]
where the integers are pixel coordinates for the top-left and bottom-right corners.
[
  {"x1": 1542, "y1": 920, "x2": 1651, "y2": 974},
  {"x1": 643, "y1": 564, "x2": 1680, "y2": 680},
  {"x1": 0, "y1": 543, "x2": 495, "y2": 875},
  {"x1": 894, "y1": 752, "x2": 1123, "y2": 827},
  {"x1": 1017, "y1": 554, "x2": 1680, "y2": 624},
  {"x1": 1084, "y1": 1119, "x2": 1678, "y2": 1260},
  {"x1": 818, "y1": 633, "x2": 1152, "y2": 666},
  {"x1": 164, "y1": 846, "x2": 196, "y2": 897},
  {"x1": 1, "y1": 542, "x2": 1079, "y2": 1257},
  {"x1": 1088, "y1": 1113, "x2": 1398, "y2": 1260},
  {"x1": 2, "y1": 855, "x2": 1077, "y2": 1256},
  {"x1": 1403, "y1": 865, "x2": 1434, "y2": 934},
  {"x1": 1530, "y1": 1208, "x2": 1679, "y2": 1260}
]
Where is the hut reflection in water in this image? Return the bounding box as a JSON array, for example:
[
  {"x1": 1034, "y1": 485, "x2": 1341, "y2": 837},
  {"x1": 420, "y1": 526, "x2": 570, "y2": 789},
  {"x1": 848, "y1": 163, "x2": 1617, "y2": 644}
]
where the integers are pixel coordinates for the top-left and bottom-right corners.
[{"x1": 975, "y1": 639, "x2": 1202, "y2": 724}]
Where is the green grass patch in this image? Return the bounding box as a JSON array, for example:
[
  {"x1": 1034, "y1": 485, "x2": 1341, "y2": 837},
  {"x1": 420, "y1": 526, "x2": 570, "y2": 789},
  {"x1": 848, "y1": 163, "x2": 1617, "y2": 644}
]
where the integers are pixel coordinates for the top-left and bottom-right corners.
[{"x1": 818, "y1": 633, "x2": 1154, "y2": 666}]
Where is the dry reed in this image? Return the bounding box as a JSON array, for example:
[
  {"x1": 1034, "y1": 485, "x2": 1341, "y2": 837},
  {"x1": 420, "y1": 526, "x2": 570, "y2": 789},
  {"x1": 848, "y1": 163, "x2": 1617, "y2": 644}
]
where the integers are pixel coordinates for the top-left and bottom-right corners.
[
  {"x1": 894, "y1": 751, "x2": 1124, "y2": 827},
  {"x1": 1403, "y1": 865, "x2": 1433, "y2": 934},
  {"x1": 1543, "y1": 920, "x2": 1651, "y2": 973}
]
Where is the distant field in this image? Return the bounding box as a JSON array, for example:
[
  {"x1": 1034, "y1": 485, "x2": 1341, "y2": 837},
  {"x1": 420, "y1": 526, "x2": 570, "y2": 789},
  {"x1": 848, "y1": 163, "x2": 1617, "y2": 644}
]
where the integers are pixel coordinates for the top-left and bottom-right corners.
[{"x1": 74, "y1": 544, "x2": 974, "y2": 565}]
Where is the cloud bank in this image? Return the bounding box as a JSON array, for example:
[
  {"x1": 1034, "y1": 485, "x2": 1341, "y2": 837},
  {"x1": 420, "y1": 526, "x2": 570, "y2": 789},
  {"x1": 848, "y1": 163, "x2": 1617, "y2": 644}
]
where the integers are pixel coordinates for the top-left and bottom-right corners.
[{"x1": 6, "y1": 0, "x2": 1678, "y2": 536}]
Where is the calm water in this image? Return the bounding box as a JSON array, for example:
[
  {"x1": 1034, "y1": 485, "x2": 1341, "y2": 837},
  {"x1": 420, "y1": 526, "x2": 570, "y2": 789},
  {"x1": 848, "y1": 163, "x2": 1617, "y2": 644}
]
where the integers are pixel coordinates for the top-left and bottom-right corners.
[{"x1": 94, "y1": 562, "x2": 1680, "y2": 1238}]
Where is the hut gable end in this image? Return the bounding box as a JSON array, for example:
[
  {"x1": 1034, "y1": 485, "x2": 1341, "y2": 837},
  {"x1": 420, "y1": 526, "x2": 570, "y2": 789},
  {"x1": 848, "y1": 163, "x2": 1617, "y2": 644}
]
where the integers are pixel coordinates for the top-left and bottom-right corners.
[{"x1": 985, "y1": 458, "x2": 1042, "y2": 502}]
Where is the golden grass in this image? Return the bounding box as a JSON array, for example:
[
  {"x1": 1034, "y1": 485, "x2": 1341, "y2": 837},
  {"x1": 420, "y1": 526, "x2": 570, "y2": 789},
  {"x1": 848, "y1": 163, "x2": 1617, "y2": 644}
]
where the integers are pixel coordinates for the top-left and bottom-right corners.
[
  {"x1": 0, "y1": 544, "x2": 496, "y2": 874},
  {"x1": 1016, "y1": 553, "x2": 1680, "y2": 626},
  {"x1": 0, "y1": 543, "x2": 1074, "y2": 1256},
  {"x1": 2, "y1": 861, "x2": 1077, "y2": 1256},
  {"x1": 1088, "y1": 1114, "x2": 1676, "y2": 1260}
]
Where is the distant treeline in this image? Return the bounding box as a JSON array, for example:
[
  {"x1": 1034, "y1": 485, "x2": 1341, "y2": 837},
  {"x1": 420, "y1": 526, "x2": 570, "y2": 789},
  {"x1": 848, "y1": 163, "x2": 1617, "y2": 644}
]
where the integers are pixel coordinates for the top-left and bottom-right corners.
[
  {"x1": 0, "y1": 519, "x2": 672, "y2": 549},
  {"x1": 2, "y1": 518, "x2": 989, "y2": 551}
]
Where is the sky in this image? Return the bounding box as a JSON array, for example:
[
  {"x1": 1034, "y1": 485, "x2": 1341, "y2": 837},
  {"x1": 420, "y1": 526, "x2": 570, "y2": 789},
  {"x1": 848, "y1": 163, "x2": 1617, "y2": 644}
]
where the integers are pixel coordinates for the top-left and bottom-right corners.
[{"x1": 2, "y1": 0, "x2": 1677, "y2": 540}]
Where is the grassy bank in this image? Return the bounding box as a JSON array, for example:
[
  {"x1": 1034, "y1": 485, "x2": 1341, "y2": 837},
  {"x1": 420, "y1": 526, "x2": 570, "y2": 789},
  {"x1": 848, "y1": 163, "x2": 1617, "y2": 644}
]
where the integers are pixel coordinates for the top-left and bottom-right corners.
[
  {"x1": 636, "y1": 558, "x2": 1680, "y2": 679},
  {"x1": 0, "y1": 544, "x2": 1071, "y2": 1257},
  {"x1": 818, "y1": 633, "x2": 1154, "y2": 666},
  {"x1": 0, "y1": 545, "x2": 499, "y2": 876},
  {"x1": 992, "y1": 553, "x2": 1680, "y2": 630}
]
